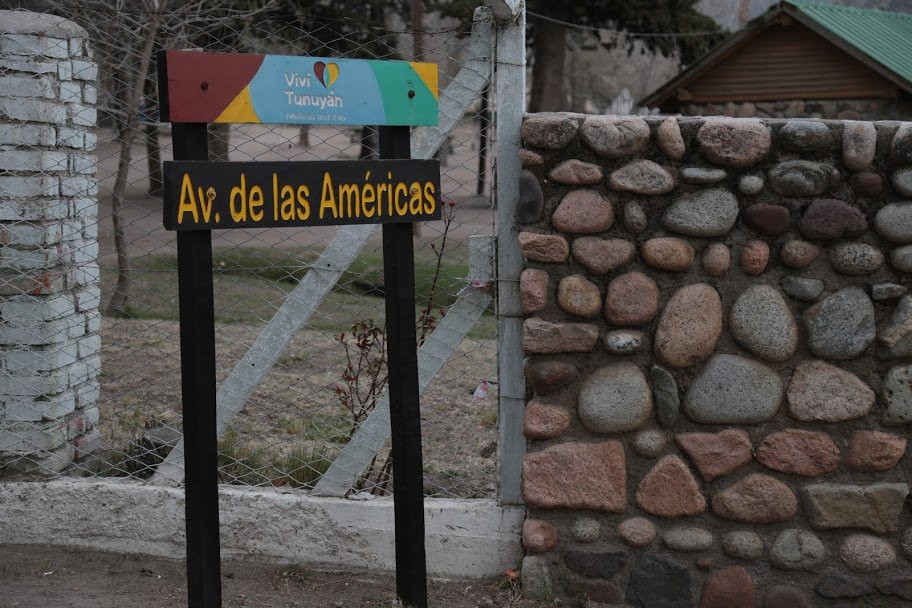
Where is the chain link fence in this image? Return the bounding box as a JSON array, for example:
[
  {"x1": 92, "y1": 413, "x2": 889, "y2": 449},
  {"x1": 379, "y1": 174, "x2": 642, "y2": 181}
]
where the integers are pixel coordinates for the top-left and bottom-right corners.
[{"x1": 1, "y1": 2, "x2": 501, "y2": 499}]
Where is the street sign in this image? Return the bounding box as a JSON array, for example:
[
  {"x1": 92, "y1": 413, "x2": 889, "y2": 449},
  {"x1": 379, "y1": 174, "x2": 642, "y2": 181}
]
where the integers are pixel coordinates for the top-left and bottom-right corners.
[{"x1": 163, "y1": 160, "x2": 441, "y2": 230}]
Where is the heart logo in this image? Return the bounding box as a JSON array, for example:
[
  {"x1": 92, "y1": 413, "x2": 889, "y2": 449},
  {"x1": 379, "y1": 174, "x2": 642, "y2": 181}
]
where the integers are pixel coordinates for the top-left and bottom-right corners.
[{"x1": 313, "y1": 61, "x2": 340, "y2": 88}]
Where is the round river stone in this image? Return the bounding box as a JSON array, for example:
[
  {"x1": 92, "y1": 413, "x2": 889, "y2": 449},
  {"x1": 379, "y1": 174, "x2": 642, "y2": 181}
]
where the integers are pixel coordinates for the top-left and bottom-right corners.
[
  {"x1": 683, "y1": 354, "x2": 782, "y2": 424},
  {"x1": 578, "y1": 362, "x2": 652, "y2": 433},
  {"x1": 730, "y1": 285, "x2": 798, "y2": 362},
  {"x1": 876, "y1": 201, "x2": 912, "y2": 244},
  {"x1": 661, "y1": 188, "x2": 739, "y2": 237},
  {"x1": 804, "y1": 287, "x2": 875, "y2": 359}
]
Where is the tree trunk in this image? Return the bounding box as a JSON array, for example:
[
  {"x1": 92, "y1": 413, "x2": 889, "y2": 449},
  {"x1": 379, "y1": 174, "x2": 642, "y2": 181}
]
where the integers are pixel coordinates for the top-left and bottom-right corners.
[
  {"x1": 105, "y1": 7, "x2": 165, "y2": 317},
  {"x1": 208, "y1": 123, "x2": 230, "y2": 161},
  {"x1": 529, "y1": 21, "x2": 566, "y2": 113},
  {"x1": 145, "y1": 123, "x2": 162, "y2": 196}
]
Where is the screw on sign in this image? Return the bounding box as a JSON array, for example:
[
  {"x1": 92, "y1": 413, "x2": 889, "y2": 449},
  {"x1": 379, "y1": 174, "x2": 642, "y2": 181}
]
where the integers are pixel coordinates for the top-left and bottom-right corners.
[{"x1": 157, "y1": 49, "x2": 439, "y2": 608}]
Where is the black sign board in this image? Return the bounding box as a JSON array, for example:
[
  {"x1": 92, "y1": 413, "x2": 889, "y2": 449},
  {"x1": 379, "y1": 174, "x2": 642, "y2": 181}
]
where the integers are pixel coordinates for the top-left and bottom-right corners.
[{"x1": 163, "y1": 160, "x2": 441, "y2": 230}]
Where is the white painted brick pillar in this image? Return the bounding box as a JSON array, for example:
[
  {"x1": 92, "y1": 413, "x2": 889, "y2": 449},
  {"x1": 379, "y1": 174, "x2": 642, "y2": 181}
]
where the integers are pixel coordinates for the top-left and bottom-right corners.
[{"x1": 0, "y1": 11, "x2": 100, "y2": 476}]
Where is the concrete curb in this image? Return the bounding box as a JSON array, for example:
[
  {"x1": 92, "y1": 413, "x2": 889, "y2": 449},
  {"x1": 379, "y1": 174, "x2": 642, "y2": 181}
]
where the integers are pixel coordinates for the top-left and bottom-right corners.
[{"x1": 0, "y1": 478, "x2": 524, "y2": 579}]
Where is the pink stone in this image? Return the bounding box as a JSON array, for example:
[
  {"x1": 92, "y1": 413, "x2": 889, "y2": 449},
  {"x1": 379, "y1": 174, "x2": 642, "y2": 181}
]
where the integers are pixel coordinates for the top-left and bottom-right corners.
[
  {"x1": 617, "y1": 517, "x2": 656, "y2": 547},
  {"x1": 604, "y1": 271, "x2": 660, "y2": 326},
  {"x1": 699, "y1": 566, "x2": 756, "y2": 608},
  {"x1": 548, "y1": 159, "x2": 604, "y2": 185},
  {"x1": 744, "y1": 204, "x2": 790, "y2": 236},
  {"x1": 522, "y1": 318, "x2": 599, "y2": 354},
  {"x1": 522, "y1": 441, "x2": 626, "y2": 511},
  {"x1": 520, "y1": 268, "x2": 548, "y2": 314},
  {"x1": 654, "y1": 283, "x2": 723, "y2": 369},
  {"x1": 845, "y1": 430, "x2": 907, "y2": 471},
  {"x1": 571, "y1": 237, "x2": 635, "y2": 275},
  {"x1": 712, "y1": 473, "x2": 798, "y2": 524},
  {"x1": 524, "y1": 360, "x2": 578, "y2": 395},
  {"x1": 657, "y1": 117, "x2": 686, "y2": 159},
  {"x1": 781, "y1": 240, "x2": 820, "y2": 268},
  {"x1": 675, "y1": 429, "x2": 752, "y2": 482},
  {"x1": 635, "y1": 455, "x2": 706, "y2": 518},
  {"x1": 852, "y1": 172, "x2": 882, "y2": 196},
  {"x1": 557, "y1": 274, "x2": 602, "y2": 318},
  {"x1": 551, "y1": 190, "x2": 614, "y2": 234},
  {"x1": 702, "y1": 243, "x2": 730, "y2": 277},
  {"x1": 523, "y1": 401, "x2": 572, "y2": 440},
  {"x1": 519, "y1": 149, "x2": 544, "y2": 167},
  {"x1": 518, "y1": 232, "x2": 569, "y2": 263},
  {"x1": 799, "y1": 199, "x2": 868, "y2": 240},
  {"x1": 640, "y1": 237, "x2": 695, "y2": 272},
  {"x1": 757, "y1": 429, "x2": 840, "y2": 477},
  {"x1": 522, "y1": 519, "x2": 558, "y2": 553},
  {"x1": 740, "y1": 240, "x2": 769, "y2": 275},
  {"x1": 697, "y1": 119, "x2": 771, "y2": 167}
]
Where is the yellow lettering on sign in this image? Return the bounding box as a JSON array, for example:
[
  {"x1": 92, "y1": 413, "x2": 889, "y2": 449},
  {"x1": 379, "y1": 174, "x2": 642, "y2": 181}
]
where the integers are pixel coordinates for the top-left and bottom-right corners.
[
  {"x1": 394, "y1": 182, "x2": 408, "y2": 216},
  {"x1": 361, "y1": 172, "x2": 376, "y2": 218},
  {"x1": 423, "y1": 181, "x2": 436, "y2": 215},
  {"x1": 178, "y1": 173, "x2": 199, "y2": 224},
  {"x1": 280, "y1": 185, "x2": 296, "y2": 220},
  {"x1": 339, "y1": 183, "x2": 360, "y2": 219},
  {"x1": 296, "y1": 185, "x2": 310, "y2": 220},
  {"x1": 320, "y1": 172, "x2": 337, "y2": 219},
  {"x1": 408, "y1": 181, "x2": 422, "y2": 215},
  {"x1": 249, "y1": 184, "x2": 264, "y2": 221},
  {"x1": 229, "y1": 174, "x2": 247, "y2": 222}
]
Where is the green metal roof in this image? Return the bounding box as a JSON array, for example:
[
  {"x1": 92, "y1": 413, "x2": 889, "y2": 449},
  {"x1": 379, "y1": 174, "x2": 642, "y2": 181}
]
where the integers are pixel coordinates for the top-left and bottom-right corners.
[{"x1": 787, "y1": 0, "x2": 912, "y2": 88}]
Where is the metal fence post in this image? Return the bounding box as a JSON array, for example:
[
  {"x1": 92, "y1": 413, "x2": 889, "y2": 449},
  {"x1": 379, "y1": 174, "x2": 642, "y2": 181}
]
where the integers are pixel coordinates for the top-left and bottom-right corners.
[{"x1": 491, "y1": 0, "x2": 526, "y2": 505}]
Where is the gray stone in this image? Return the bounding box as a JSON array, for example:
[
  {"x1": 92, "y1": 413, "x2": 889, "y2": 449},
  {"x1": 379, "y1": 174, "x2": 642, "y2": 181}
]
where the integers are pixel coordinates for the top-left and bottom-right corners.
[
  {"x1": 632, "y1": 429, "x2": 667, "y2": 458},
  {"x1": 780, "y1": 120, "x2": 833, "y2": 151},
  {"x1": 878, "y1": 295, "x2": 912, "y2": 349},
  {"x1": 562, "y1": 547, "x2": 628, "y2": 578},
  {"x1": 517, "y1": 170, "x2": 544, "y2": 224},
  {"x1": 661, "y1": 188, "x2": 739, "y2": 237},
  {"x1": 623, "y1": 201, "x2": 648, "y2": 234},
  {"x1": 580, "y1": 116, "x2": 650, "y2": 159},
  {"x1": 875, "y1": 201, "x2": 912, "y2": 243},
  {"x1": 843, "y1": 121, "x2": 877, "y2": 171},
  {"x1": 609, "y1": 159, "x2": 675, "y2": 195},
  {"x1": 578, "y1": 362, "x2": 652, "y2": 433},
  {"x1": 697, "y1": 119, "x2": 771, "y2": 167},
  {"x1": 882, "y1": 365, "x2": 912, "y2": 425},
  {"x1": 829, "y1": 242, "x2": 885, "y2": 275},
  {"x1": 684, "y1": 354, "x2": 783, "y2": 424},
  {"x1": 650, "y1": 365, "x2": 679, "y2": 428},
  {"x1": 663, "y1": 527, "x2": 713, "y2": 552},
  {"x1": 763, "y1": 585, "x2": 813, "y2": 608},
  {"x1": 872, "y1": 282, "x2": 907, "y2": 300},
  {"x1": 604, "y1": 329, "x2": 644, "y2": 354},
  {"x1": 803, "y1": 483, "x2": 909, "y2": 534},
  {"x1": 681, "y1": 167, "x2": 726, "y2": 184},
  {"x1": 781, "y1": 276, "x2": 824, "y2": 302},
  {"x1": 892, "y1": 168, "x2": 912, "y2": 197},
  {"x1": 769, "y1": 160, "x2": 836, "y2": 197},
  {"x1": 892, "y1": 121, "x2": 912, "y2": 164},
  {"x1": 805, "y1": 287, "x2": 875, "y2": 359},
  {"x1": 626, "y1": 553, "x2": 693, "y2": 608},
  {"x1": 520, "y1": 555, "x2": 552, "y2": 600},
  {"x1": 816, "y1": 574, "x2": 874, "y2": 599},
  {"x1": 521, "y1": 114, "x2": 577, "y2": 150},
  {"x1": 840, "y1": 534, "x2": 896, "y2": 572},
  {"x1": 878, "y1": 576, "x2": 912, "y2": 600},
  {"x1": 769, "y1": 529, "x2": 826, "y2": 571},
  {"x1": 787, "y1": 360, "x2": 874, "y2": 422},
  {"x1": 572, "y1": 517, "x2": 601, "y2": 543},
  {"x1": 722, "y1": 531, "x2": 764, "y2": 561},
  {"x1": 739, "y1": 174, "x2": 764, "y2": 195},
  {"x1": 657, "y1": 117, "x2": 685, "y2": 159},
  {"x1": 730, "y1": 285, "x2": 798, "y2": 362},
  {"x1": 891, "y1": 244, "x2": 912, "y2": 272},
  {"x1": 902, "y1": 527, "x2": 912, "y2": 560}
]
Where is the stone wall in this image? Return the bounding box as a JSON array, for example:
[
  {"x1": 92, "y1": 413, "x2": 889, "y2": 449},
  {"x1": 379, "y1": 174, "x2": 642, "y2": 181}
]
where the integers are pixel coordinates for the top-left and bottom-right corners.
[
  {"x1": 0, "y1": 11, "x2": 100, "y2": 476},
  {"x1": 516, "y1": 113, "x2": 912, "y2": 606}
]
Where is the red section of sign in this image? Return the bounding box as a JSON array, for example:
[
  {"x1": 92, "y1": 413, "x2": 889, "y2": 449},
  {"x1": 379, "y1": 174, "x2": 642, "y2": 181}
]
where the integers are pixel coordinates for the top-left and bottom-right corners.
[
  {"x1": 164, "y1": 51, "x2": 265, "y2": 123},
  {"x1": 313, "y1": 61, "x2": 326, "y2": 87}
]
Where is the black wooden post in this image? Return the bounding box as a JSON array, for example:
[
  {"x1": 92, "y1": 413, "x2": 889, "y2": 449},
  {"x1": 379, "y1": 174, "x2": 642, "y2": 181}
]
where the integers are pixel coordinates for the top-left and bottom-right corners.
[
  {"x1": 379, "y1": 125, "x2": 428, "y2": 608},
  {"x1": 172, "y1": 122, "x2": 223, "y2": 608}
]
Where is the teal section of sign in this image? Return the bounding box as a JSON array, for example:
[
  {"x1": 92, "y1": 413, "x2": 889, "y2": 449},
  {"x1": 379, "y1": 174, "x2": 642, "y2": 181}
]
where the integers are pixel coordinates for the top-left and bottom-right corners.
[{"x1": 243, "y1": 55, "x2": 437, "y2": 126}]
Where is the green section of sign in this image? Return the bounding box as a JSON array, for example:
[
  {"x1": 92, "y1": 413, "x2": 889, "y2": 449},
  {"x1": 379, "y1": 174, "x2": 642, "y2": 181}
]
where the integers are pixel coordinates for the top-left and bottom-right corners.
[{"x1": 369, "y1": 61, "x2": 439, "y2": 126}]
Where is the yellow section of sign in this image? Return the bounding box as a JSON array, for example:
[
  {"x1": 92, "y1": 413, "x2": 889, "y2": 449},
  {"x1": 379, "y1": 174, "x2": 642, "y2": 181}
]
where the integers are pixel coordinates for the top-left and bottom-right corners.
[
  {"x1": 215, "y1": 85, "x2": 261, "y2": 123},
  {"x1": 410, "y1": 62, "x2": 439, "y2": 100}
]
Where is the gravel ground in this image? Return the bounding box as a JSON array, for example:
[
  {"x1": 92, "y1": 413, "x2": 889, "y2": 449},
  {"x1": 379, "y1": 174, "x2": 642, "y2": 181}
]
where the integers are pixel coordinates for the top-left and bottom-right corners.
[
  {"x1": 94, "y1": 317, "x2": 499, "y2": 498},
  {"x1": 0, "y1": 544, "x2": 551, "y2": 608}
]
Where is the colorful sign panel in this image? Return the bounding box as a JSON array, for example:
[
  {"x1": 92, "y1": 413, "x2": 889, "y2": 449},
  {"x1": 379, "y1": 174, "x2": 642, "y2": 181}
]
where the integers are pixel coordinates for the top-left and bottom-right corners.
[
  {"x1": 159, "y1": 50, "x2": 439, "y2": 126},
  {"x1": 163, "y1": 160, "x2": 442, "y2": 230}
]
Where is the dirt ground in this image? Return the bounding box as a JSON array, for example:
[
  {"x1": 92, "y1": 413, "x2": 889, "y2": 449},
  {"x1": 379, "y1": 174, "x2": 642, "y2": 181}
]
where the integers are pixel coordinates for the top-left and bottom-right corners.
[{"x1": 0, "y1": 545, "x2": 549, "y2": 608}]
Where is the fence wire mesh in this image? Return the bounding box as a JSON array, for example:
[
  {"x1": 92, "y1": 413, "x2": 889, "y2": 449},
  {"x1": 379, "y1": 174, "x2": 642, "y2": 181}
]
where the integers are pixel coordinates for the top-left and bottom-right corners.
[{"x1": 0, "y1": 2, "x2": 500, "y2": 499}]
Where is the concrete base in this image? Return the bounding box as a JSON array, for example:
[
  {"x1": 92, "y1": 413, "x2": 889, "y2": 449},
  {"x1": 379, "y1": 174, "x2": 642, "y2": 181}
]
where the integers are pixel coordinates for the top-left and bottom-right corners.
[{"x1": 0, "y1": 478, "x2": 524, "y2": 579}]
